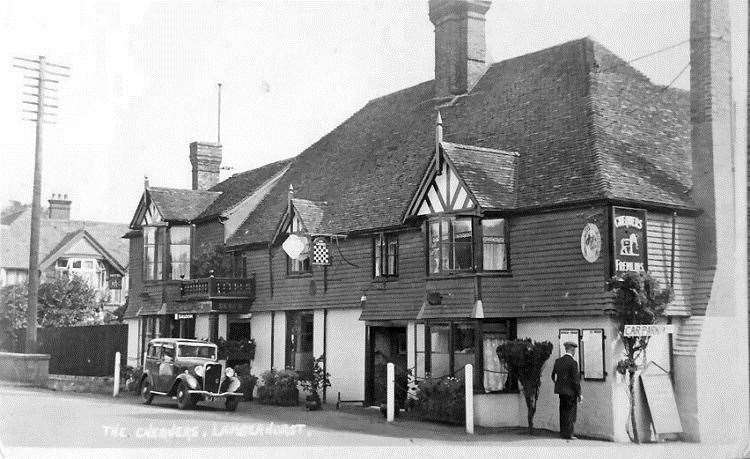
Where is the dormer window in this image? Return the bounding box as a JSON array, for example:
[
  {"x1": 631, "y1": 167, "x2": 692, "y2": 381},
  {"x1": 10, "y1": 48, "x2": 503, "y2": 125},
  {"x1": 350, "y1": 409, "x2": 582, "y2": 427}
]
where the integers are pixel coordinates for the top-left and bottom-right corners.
[{"x1": 286, "y1": 212, "x2": 310, "y2": 274}]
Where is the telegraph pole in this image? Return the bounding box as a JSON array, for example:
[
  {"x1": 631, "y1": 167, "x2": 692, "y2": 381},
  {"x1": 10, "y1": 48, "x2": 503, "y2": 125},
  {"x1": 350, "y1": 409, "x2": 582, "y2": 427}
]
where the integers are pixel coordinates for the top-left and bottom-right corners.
[{"x1": 12, "y1": 55, "x2": 69, "y2": 352}]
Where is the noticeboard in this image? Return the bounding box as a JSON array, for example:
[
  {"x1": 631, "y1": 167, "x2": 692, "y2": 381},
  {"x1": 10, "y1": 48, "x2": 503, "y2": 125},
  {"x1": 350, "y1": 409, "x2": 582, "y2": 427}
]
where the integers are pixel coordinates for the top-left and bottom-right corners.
[
  {"x1": 558, "y1": 329, "x2": 581, "y2": 368},
  {"x1": 640, "y1": 370, "x2": 683, "y2": 435},
  {"x1": 581, "y1": 329, "x2": 606, "y2": 380},
  {"x1": 611, "y1": 207, "x2": 648, "y2": 275}
]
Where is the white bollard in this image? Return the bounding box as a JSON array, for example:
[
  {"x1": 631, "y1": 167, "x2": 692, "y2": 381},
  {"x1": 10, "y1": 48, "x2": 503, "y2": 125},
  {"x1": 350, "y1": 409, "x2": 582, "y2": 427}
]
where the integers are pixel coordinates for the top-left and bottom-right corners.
[
  {"x1": 386, "y1": 362, "x2": 395, "y2": 422},
  {"x1": 465, "y1": 364, "x2": 474, "y2": 434},
  {"x1": 113, "y1": 351, "x2": 121, "y2": 397}
]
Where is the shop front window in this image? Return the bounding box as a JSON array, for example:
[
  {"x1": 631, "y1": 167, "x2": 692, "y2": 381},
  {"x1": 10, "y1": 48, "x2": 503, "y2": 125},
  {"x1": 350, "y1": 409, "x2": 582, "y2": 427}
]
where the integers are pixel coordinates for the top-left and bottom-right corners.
[{"x1": 423, "y1": 319, "x2": 517, "y2": 393}]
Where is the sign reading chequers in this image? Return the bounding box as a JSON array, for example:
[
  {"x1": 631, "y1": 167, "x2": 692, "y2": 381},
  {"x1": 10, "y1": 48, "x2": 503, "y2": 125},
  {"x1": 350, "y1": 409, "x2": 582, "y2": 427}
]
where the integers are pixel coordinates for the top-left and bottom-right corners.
[{"x1": 611, "y1": 207, "x2": 647, "y2": 274}]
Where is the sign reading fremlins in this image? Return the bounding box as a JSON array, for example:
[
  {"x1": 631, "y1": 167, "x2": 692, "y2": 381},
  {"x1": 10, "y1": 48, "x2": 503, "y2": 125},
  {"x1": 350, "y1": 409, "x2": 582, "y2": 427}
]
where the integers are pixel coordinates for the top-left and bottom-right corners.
[{"x1": 611, "y1": 207, "x2": 647, "y2": 274}]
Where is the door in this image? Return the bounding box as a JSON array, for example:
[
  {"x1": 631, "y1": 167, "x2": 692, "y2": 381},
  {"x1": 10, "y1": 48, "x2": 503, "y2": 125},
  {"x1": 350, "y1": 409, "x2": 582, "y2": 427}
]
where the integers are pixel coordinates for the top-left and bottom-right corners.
[
  {"x1": 157, "y1": 344, "x2": 177, "y2": 391},
  {"x1": 368, "y1": 327, "x2": 408, "y2": 407}
]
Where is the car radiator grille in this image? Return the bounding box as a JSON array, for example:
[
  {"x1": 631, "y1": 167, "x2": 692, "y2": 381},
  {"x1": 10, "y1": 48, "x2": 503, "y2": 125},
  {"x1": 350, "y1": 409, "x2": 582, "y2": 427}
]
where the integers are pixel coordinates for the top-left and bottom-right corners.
[{"x1": 203, "y1": 364, "x2": 222, "y2": 393}]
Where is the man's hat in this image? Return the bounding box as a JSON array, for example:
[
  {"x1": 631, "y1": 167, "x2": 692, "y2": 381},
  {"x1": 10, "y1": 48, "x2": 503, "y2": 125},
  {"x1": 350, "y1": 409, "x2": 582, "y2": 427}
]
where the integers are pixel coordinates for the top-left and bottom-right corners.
[{"x1": 563, "y1": 341, "x2": 578, "y2": 349}]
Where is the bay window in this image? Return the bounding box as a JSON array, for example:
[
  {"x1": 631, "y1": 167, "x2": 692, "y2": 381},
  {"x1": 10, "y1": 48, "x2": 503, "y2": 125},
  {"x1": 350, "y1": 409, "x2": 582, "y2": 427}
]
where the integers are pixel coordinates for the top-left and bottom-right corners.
[
  {"x1": 169, "y1": 226, "x2": 191, "y2": 280},
  {"x1": 373, "y1": 233, "x2": 398, "y2": 278},
  {"x1": 143, "y1": 226, "x2": 157, "y2": 281},
  {"x1": 428, "y1": 216, "x2": 509, "y2": 274}
]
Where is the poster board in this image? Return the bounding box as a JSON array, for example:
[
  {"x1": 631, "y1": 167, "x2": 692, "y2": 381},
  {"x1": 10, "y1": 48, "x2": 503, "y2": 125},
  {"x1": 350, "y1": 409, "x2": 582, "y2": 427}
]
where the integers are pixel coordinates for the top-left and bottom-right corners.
[
  {"x1": 558, "y1": 329, "x2": 580, "y2": 368},
  {"x1": 581, "y1": 329, "x2": 606, "y2": 380},
  {"x1": 640, "y1": 370, "x2": 683, "y2": 434}
]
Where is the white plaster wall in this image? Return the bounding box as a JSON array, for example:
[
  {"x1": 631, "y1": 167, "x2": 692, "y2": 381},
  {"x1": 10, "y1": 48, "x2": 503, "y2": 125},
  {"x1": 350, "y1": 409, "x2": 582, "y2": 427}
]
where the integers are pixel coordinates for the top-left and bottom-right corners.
[
  {"x1": 272, "y1": 312, "x2": 287, "y2": 369},
  {"x1": 313, "y1": 309, "x2": 325, "y2": 358},
  {"x1": 325, "y1": 308, "x2": 365, "y2": 403},
  {"x1": 516, "y1": 316, "x2": 619, "y2": 441},
  {"x1": 125, "y1": 318, "x2": 141, "y2": 367},
  {"x1": 195, "y1": 315, "x2": 210, "y2": 341},
  {"x1": 474, "y1": 393, "x2": 523, "y2": 427},
  {"x1": 250, "y1": 312, "x2": 272, "y2": 372},
  {"x1": 218, "y1": 314, "x2": 228, "y2": 339}
]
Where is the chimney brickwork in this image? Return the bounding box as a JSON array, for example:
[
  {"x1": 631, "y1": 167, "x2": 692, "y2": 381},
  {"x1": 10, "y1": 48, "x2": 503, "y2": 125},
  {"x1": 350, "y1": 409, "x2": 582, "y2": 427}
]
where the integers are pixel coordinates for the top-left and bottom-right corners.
[
  {"x1": 47, "y1": 194, "x2": 71, "y2": 220},
  {"x1": 189, "y1": 141, "x2": 222, "y2": 191},
  {"x1": 429, "y1": 0, "x2": 491, "y2": 98}
]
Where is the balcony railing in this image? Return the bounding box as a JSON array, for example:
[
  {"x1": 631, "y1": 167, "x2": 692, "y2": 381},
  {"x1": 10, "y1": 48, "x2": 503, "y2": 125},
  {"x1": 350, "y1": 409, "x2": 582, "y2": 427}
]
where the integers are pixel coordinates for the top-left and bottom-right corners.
[{"x1": 180, "y1": 275, "x2": 256, "y2": 301}]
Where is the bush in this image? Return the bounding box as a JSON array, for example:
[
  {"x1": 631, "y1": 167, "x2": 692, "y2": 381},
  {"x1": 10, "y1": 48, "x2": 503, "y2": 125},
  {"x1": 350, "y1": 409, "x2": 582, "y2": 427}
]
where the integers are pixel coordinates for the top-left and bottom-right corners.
[
  {"x1": 0, "y1": 283, "x2": 28, "y2": 352},
  {"x1": 411, "y1": 375, "x2": 465, "y2": 425},
  {"x1": 217, "y1": 337, "x2": 256, "y2": 363},
  {"x1": 234, "y1": 363, "x2": 258, "y2": 401},
  {"x1": 125, "y1": 366, "x2": 144, "y2": 393},
  {"x1": 257, "y1": 369, "x2": 299, "y2": 406}
]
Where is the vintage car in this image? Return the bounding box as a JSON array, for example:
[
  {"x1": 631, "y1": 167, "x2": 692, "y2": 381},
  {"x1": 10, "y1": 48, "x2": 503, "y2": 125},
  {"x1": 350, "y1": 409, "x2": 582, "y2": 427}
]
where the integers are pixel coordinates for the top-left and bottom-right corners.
[{"x1": 139, "y1": 338, "x2": 243, "y2": 411}]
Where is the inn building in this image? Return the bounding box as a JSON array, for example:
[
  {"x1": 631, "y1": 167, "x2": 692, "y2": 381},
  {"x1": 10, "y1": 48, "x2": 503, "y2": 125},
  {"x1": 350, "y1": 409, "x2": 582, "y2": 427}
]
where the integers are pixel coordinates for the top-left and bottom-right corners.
[{"x1": 124, "y1": 0, "x2": 744, "y2": 442}]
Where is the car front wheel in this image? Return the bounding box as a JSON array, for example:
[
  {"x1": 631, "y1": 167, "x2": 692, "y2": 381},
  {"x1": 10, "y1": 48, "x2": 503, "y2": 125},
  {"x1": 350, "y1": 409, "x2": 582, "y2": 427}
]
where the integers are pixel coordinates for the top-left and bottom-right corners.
[
  {"x1": 176, "y1": 381, "x2": 196, "y2": 410},
  {"x1": 225, "y1": 397, "x2": 240, "y2": 412},
  {"x1": 141, "y1": 379, "x2": 153, "y2": 405}
]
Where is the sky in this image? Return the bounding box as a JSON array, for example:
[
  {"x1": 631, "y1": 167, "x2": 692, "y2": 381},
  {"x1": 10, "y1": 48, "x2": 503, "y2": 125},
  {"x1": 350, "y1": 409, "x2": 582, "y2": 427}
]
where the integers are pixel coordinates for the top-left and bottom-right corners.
[{"x1": 0, "y1": 0, "x2": 746, "y2": 223}]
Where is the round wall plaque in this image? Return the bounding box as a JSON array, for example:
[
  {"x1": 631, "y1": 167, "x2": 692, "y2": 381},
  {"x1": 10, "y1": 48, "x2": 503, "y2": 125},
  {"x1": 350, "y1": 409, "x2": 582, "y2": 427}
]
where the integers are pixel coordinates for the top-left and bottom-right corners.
[{"x1": 581, "y1": 223, "x2": 602, "y2": 263}]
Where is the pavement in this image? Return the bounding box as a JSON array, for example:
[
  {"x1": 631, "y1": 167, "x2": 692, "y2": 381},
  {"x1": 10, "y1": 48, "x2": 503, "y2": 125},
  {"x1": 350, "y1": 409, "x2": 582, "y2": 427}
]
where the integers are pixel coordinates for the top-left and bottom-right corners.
[{"x1": 0, "y1": 385, "x2": 747, "y2": 458}]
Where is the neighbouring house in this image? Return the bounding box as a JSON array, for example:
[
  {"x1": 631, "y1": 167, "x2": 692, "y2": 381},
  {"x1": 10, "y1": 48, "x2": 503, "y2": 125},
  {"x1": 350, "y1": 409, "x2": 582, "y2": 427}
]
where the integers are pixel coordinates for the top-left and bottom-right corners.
[
  {"x1": 123, "y1": 0, "x2": 738, "y2": 442},
  {"x1": 0, "y1": 196, "x2": 130, "y2": 309}
]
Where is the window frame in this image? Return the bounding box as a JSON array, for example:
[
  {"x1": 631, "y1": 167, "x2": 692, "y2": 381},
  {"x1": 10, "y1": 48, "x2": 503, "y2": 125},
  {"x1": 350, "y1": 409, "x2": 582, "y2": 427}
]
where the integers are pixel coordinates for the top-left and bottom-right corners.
[
  {"x1": 373, "y1": 232, "x2": 399, "y2": 279},
  {"x1": 422, "y1": 319, "x2": 518, "y2": 394},
  {"x1": 425, "y1": 215, "x2": 511, "y2": 276},
  {"x1": 168, "y1": 225, "x2": 192, "y2": 280}
]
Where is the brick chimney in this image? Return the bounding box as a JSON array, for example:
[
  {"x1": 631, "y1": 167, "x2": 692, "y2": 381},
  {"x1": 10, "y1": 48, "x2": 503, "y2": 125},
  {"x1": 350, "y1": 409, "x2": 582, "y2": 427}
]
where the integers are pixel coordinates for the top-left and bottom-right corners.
[
  {"x1": 189, "y1": 142, "x2": 222, "y2": 191},
  {"x1": 429, "y1": 0, "x2": 491, "y2": 98},
  {"x1": 48, "y1": 193, "x2": 72, "y2": 220}
]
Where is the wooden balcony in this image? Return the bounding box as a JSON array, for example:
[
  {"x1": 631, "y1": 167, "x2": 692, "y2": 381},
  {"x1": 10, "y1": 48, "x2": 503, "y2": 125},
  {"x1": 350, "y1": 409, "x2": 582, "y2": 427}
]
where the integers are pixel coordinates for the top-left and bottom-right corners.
[{"x1": 180, "y1": 275, "x2": 255, "y2": 301}]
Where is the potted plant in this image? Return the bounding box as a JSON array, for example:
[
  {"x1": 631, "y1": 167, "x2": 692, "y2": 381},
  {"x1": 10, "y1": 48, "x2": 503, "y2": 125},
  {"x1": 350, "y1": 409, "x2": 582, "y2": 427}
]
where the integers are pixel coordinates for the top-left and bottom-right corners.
[{"x1": 299, "y1": 355, "x2": 331, "y2": 411}]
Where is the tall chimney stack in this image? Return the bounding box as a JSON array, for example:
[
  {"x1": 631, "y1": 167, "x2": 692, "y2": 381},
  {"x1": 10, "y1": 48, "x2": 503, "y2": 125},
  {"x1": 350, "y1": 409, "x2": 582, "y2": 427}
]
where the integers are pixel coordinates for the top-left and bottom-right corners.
[
  {"x1": 429, "y1": 0, "x2": 491, "y2": 98},
  {"x1": 189, "y1": 142, "x2": 222, "y2": 191},
  {"x1": 48, "y1": 193, "x2": 72, "y2": 220}
]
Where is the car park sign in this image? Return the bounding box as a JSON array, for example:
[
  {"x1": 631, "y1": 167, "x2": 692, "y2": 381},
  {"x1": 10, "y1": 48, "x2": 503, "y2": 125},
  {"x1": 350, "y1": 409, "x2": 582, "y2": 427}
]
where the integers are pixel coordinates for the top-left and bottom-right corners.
[{"x1": 623, "y1": 324, "x2": 674, "y2": 337}]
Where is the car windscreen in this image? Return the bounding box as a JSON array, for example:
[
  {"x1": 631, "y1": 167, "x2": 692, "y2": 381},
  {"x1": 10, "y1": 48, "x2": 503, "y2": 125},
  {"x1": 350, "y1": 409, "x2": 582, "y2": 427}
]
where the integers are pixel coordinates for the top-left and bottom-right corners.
[{"x1": 177, "y1": 344, "x2": 216, "y2": 360}]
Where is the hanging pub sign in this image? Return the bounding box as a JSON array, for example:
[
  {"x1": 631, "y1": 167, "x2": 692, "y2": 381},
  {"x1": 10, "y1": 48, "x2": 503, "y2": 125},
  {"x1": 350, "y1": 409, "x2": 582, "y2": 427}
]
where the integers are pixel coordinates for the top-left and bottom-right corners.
[
  {"x1": 311, "y1": 237, "x2": 331, "y2": 266},
  {"x1": 282, "y1": 234, "x2": 309, "y2": 260},
  {"x1": 611, "y1": 206, "x2": 647, "y2": 274}
]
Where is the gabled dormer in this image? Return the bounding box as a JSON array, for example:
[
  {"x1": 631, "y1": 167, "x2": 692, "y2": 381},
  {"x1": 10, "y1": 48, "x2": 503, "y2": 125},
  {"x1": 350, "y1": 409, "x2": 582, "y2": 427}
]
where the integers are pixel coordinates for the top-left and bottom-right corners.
[{"x1": 406, "y1": 113, "x2": 518, "y2": 275}]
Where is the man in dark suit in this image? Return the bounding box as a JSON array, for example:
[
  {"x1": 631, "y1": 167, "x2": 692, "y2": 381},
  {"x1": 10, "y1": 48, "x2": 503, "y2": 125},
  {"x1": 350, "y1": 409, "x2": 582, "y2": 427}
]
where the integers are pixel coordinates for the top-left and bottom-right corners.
[{"x1": 551, "y1": 341, "x2": 582, "y2": 439}]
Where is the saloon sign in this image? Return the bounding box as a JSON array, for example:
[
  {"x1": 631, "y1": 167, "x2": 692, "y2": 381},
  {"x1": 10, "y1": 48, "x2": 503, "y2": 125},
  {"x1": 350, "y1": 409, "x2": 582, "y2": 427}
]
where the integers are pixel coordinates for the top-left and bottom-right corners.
[{"x1": 612, "y1": 207, "x2": 647, "y2": 274}]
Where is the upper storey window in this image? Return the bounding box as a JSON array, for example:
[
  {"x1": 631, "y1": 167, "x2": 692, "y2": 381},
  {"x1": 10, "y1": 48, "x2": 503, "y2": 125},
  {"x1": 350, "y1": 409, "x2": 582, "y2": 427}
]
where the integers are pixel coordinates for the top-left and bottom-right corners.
[{"x1": 427, "y1": 217, "x2": 509, "y2": 275}]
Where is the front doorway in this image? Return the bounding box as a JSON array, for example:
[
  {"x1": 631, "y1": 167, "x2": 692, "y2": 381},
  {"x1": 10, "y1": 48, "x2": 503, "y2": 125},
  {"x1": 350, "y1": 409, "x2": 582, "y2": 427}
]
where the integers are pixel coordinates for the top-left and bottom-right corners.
[{"x1": 366, "y1": 326, "x2": 407, "y2": 407}]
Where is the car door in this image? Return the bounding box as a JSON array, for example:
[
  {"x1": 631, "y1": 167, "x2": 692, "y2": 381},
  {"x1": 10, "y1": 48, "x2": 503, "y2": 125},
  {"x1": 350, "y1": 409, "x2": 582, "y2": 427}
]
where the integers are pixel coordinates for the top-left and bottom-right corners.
[
  {"x1": 144, "y1": 343, "x2": 161, "y2": 390},
  {"x1": 158, "y1": 344, "x2": 177, "y2": 391}
]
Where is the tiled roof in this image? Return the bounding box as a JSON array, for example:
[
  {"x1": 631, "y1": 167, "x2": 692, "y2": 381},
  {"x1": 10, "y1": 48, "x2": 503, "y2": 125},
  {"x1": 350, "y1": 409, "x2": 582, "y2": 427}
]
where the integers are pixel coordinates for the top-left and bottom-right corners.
[
  {"x1": 292, "y1": 199, "x2": 331, "y2": 234},
  {"x1": 196, "y1": 158, "x2": 293, "y2": 221},
  {"x1": 225, "y1": 37, "x2": 692, "y2": 247},
  {"x1": 147, "y1": 187, "x2": 221, "y2": 222},
  {"x1": 0, "y1": 207, "x2": 129, "y2": 270},
  {"x1": 442, "y1": 142, "x2": 518, "y2": 209}
]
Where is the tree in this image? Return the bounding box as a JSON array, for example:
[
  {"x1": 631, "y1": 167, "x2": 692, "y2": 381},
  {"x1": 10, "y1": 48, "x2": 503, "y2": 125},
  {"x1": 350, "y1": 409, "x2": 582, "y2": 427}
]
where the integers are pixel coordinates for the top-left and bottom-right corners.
[
  {"x1": 191, "y1": 243, "x2": 233, "y2": 278},
  {"x1": 37, "y1": 275, "x2": 100, "y2": 327},
  {"x1": 497, "y1": 338, "x2": 553, "y2": 434},
  {"x1": 0, "y1": 283, "x2": 29, "y2": 351},
  {"x1": 606, "y1": 271, "x2": 671, "y2": 443}
]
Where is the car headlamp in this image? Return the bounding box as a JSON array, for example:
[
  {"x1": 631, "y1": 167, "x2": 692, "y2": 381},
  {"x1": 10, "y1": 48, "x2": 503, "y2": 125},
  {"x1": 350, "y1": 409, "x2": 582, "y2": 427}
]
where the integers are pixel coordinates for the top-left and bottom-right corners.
[
  {"x1": 225, "y1": 367, "x2": 235, "y2": 378},
  {"x1": 194, "y1": 365, "x2": 205, "y2": 377}
]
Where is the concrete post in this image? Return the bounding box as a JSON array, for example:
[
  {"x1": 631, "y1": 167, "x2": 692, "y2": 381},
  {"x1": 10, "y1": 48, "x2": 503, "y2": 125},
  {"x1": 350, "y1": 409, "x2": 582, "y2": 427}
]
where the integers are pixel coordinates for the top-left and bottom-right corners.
[
  {"x1": 386, "y1": 362, "x2": 395, "y2": 422},
  {"x1": 113, "y1": 352, "x2": 121, "y2": 397},
  {"x1": 465, "y1": 364, "x2": 474, "y2": 434}
]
